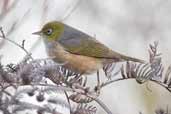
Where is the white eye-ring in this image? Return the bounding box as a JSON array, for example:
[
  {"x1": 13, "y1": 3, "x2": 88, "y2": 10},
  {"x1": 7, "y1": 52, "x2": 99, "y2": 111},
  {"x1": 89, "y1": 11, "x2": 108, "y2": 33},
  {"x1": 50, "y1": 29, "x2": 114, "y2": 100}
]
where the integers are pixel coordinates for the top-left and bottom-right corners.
[{"x1": 46, "y1": 28, "x2": 53, "y2": 35}]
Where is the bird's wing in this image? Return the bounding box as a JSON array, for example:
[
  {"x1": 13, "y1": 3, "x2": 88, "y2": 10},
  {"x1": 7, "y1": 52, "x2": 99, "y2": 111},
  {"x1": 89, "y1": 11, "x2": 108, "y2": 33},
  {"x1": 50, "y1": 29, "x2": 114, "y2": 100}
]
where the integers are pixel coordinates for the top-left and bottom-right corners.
[{"x1": 58, "y1": 24, "x2": 123, "y2": 61}]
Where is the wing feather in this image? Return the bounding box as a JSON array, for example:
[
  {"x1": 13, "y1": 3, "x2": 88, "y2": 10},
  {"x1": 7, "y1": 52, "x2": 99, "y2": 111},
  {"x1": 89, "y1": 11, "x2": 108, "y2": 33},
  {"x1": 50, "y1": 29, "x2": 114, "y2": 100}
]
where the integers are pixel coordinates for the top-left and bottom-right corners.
[
  {"x1": 58, "y1": 24, "x2": 144, "y2": 63},
  {"x1": 58, "y1": 24, "x2": 122, "y2": 60}
]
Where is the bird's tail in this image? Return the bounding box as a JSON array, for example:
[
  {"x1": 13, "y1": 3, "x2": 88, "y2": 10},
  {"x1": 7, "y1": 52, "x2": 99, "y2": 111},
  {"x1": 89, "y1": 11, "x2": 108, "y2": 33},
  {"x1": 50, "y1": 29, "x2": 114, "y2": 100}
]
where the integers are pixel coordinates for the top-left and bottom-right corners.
[{"x1": 121, "y1": 55, "x2": 146, "y2": 63}]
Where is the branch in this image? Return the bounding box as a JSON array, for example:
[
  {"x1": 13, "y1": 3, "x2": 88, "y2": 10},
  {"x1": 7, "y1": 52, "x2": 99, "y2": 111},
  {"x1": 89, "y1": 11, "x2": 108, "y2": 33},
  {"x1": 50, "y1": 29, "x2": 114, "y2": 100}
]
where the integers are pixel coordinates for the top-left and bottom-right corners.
[
  {"x1": 94, "y1": 98, "x2": 113, "y2": 114},
  {"x1": 0, "y1": 27, "x2": 33, "y2": 60}
]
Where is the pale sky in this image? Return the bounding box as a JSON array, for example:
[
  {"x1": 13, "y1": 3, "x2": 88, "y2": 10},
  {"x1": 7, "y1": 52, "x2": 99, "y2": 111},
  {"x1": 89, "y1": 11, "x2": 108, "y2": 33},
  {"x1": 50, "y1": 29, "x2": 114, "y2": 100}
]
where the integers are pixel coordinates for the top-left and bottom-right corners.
[{"x1": 0, "y1": 0, "x2": 171, "y2": 114}]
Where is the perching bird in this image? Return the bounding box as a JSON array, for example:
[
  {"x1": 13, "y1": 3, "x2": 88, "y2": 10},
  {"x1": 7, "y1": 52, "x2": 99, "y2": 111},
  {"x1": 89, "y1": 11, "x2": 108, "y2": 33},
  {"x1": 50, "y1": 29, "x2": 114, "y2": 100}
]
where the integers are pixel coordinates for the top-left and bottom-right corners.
[{"x1": 33, "y1": 21, "x2": 144, "y2": 75}]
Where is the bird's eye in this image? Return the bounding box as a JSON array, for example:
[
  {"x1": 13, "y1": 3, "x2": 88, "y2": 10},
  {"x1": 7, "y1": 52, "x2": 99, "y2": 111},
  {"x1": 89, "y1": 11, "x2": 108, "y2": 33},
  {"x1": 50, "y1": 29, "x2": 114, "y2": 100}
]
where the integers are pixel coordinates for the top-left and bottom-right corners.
[{"x1": 46, "y1": 28, "x2": 53, "y2": 35}]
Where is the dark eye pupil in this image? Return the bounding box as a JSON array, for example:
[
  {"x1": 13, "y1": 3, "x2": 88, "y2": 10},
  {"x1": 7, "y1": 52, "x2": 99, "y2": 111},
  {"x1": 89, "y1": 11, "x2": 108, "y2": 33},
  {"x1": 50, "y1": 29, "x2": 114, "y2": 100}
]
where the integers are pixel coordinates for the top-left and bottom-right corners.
[{"x1": 47, "y1": 29, "x2": 52, "y2": 35}]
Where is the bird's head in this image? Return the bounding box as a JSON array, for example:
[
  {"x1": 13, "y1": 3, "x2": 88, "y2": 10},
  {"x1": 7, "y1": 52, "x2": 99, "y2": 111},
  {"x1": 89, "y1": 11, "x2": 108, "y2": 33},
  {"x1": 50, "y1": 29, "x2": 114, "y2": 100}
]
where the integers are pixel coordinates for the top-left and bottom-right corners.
[{"x1": 33, "y1": 21, "x2": 64, "y2": 41}]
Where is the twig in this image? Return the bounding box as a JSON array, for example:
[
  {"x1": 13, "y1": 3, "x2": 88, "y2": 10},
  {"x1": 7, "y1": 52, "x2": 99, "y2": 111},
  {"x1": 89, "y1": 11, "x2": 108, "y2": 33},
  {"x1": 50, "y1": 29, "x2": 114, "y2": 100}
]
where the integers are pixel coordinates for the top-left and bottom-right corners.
[
  {"x1": 0, "y1": 27, "x2": 33, "y2": 60},
  {"x1": 0, "y1": 27, "x2": 6, "y2": 38},
  {"x1": 151, "y1": 79, "x2": 171, "y2": 93},
  {"x1": 33, "y1": 81, "x2": 113, "y2": 114},
  {"x1": 100, "y1": 78, "x2": 134, "y2": 88},
  {"x1": 101, "y1": 77, "x2": 171, "y2": 93},
  {"x1": 94, "y1": 98, "x2": 113, "y2": 114},
  {"x1": 64, "y1": 91, "x2": 72, "y2": 114}
]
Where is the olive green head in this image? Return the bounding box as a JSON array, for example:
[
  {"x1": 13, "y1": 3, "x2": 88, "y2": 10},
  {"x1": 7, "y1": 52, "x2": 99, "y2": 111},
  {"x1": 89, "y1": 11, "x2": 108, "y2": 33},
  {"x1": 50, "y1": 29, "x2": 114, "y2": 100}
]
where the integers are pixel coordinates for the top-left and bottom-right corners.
[{"x1": 33, "y1": 21, "x2": 64, "y2": 41}]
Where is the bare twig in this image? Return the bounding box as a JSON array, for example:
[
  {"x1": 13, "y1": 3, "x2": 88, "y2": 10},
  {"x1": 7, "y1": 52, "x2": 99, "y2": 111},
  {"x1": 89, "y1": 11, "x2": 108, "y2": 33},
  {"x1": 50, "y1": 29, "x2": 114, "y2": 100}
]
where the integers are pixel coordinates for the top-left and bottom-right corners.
[
  {"x1": 94, "y1": 98, "x2": 113, "y2": 114},
  {"x1": 0, "y1": 27, "x2": 33, "y2": 60}
]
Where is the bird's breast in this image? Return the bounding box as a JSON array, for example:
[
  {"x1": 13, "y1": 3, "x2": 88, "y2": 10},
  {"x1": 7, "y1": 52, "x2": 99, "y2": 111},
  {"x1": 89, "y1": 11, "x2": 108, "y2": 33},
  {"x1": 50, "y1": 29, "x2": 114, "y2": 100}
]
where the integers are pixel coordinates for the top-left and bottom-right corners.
[
  {"x1": 45, "y1": 42, "x2": 103, "y2": 74},
  {"x1": 62, "y1": 54, "x2": 104, "y2": 74}
]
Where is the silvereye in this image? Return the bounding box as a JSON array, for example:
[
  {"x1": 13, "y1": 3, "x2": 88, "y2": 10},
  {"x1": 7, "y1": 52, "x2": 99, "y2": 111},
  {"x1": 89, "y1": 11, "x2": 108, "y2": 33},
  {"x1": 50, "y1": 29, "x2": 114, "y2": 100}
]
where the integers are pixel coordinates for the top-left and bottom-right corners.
[{"x1": 33, "y1": 21, "x2": 144, "y2": 75}]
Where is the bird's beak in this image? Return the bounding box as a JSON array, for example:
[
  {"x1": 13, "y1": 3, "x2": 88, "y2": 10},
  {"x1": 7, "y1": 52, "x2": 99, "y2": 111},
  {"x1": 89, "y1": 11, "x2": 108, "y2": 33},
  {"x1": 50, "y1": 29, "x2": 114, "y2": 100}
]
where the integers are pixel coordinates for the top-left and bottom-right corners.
[{"x1": 32, "y1": 31, "x2": 42, "y2": 35}]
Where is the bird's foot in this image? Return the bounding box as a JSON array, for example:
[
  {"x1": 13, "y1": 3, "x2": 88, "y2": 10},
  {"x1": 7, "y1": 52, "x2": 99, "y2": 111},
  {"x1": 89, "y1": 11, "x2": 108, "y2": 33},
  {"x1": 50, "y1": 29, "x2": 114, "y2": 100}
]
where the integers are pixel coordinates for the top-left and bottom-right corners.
[{"x1": 94, "y1": 84, "x2": 101, "y2": 95}]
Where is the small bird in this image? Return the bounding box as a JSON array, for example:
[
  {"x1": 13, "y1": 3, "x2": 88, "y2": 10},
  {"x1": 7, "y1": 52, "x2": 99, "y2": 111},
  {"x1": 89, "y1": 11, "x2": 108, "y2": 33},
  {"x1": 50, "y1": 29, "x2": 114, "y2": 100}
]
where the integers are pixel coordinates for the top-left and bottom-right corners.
[{"x1": 33, "y1": 21, "x2": 144, "y2": 76}]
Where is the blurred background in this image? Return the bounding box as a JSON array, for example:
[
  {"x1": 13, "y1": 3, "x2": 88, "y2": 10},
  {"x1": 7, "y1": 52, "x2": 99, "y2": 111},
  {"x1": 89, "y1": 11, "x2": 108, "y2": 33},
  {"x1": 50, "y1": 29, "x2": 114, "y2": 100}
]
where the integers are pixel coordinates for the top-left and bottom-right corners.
[{"x1": 0, "y1": 0, "x2": 171, "y2": 114}]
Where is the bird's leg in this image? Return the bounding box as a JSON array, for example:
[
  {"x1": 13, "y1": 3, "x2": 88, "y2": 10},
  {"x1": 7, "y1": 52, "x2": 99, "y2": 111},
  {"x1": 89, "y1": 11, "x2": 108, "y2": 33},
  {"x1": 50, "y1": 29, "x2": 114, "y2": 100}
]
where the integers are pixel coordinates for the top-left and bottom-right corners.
[
  {"x1": 94, "y1": 70, "x2": 101, "y2": 94},
  {"x1": 97, "y1": 70, "x2": 100, "y2": 87}
]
